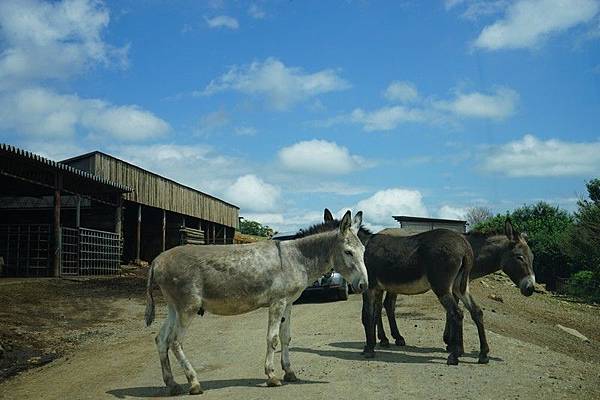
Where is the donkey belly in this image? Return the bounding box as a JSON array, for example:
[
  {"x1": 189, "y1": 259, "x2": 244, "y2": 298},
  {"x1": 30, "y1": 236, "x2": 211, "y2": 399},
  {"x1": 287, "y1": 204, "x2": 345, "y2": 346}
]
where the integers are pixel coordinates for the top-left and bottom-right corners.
[{"x1": 380, "y1": 275, "x2": 431, "y2": 295}]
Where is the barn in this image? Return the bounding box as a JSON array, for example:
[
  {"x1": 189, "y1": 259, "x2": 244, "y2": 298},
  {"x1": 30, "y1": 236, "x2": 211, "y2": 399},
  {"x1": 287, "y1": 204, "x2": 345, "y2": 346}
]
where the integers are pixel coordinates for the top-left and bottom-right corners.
[{"x1": 0, "y1": 144, "x2": 239, "y2": 277}]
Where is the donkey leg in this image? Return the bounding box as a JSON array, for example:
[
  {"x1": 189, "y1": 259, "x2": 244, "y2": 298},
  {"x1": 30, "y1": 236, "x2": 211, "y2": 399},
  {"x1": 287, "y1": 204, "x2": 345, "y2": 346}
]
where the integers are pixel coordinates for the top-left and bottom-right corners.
[
  {"x1": 438, "y1": 293, "x2": 464, "y2": 366},
  {"x1": 361, "y1": 288, "x2": 382, "y2": 358},
  {"x1": 171, "y1": 309, "x2": 202, "y2": 395},
  {"x1": 460, "y1": 291, "x2": 490, "y2": 364},
  {"x1": 444, "y1": 294, "x2": 463, "y2": 355},
  {"x1": 279, "y1": 303, "x2": 297, "y2": 382},
  {"x1": 384, "y1": 293, "x2": 406, "y2": 346},
  {"x1": 155, "y1": 305, "x2": 180, "y2": 394},
  {"x1": 265, "y1": 299, "x2": 286, "y2": 387},
  {"x1": 376, "y1": 294, "x2": 390, "y2": 347}
]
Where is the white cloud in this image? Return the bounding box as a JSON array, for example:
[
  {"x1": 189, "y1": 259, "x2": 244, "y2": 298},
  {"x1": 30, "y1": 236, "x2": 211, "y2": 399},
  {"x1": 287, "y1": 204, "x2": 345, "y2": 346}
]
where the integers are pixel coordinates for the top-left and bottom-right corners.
[
  {"x1": 461, "y1": 1, "x2": 509, "y2": 20},
  {"x1": 349, "y1": 106, "x2": 428, "y2": 131},
  {"x1": 481, "y1": 134, "x2": 600, "y2": 177},
  {"x1": 352, "y1": 189, "x2": 428, "y2": 229},
  {"x1": 474, "y1": 0, "x2": 600, "y2": 50},
  {"x1": 196, "y1": 110, "x2": 230, "y2": 134},
  {"x1": 0, "y1": 87, "x2": 169, "y2": 140},
  {"x1": 278, "y1": 139, "x2": 369, "y2": 175},
  {"x1": 0, "y1": 0, "x2": 127, "y2": 86},
  {"x1": 321, "y1": 84, "x2": 519, "y2": 132},
  {"x1": 202, "y1": 57, "x2": 350, "y2": 110},
  {"x1": 384, "y1": 81, "x2": 419, "y2": 103},
  {"x1": 225, "y1": 174, "x2": 281, "y2": 212},
  {"x1": 434, "y1": 87, "x2": 518, "y2": 120},
  {"x1": 248, "y1": 4, "x2": 266, "y2": 19},
  {"x1": 438, "y1": 205, "x2": 468, "y2": 220},
  {"x1": 204, "y1": 15, "x2": 239, "y2": 30}
]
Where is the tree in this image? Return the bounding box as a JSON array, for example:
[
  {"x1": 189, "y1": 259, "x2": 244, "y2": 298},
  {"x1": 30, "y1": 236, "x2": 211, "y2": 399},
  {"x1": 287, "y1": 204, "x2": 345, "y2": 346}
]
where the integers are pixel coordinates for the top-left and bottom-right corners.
[
  {"x1": 473, "y1": 201, "x2": 573, "y2": 289},
  {"x1": 465, "y1": 206, "x2": 493, "y2": 229},
  {"x1": 239, "y1": 219, "x2": 274, "y2": 238},
  {"x1": 563, "y1": 179, "x2": 600, "y2": 300}
]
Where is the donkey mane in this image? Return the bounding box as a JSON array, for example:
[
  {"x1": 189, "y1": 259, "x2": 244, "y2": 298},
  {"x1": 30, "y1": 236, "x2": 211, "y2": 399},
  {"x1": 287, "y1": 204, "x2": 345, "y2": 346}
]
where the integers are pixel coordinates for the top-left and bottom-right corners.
[
  {"x1": 295, "y1": 220, "x2": 340, "y2": 238},
  {"x1": 295, "y1": 220, "x2": 373, "y2": 238},
  {"x1": 464, "y1": 230, "x2": 504, "y2": 238}
]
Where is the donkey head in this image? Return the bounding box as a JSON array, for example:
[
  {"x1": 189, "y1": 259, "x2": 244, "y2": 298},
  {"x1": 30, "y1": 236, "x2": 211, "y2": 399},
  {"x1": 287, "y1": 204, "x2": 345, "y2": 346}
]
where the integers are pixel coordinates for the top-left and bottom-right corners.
[
  {"x1": 500, "y1": 218, "x2": 535, "y2": 296},
  {"x1": 332, "y1": 210, "x2": 368, "y2": 293}
]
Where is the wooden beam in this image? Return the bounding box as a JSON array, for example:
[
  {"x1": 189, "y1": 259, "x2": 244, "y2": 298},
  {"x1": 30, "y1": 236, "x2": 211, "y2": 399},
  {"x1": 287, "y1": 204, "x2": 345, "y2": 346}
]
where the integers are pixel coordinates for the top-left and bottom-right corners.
[
  {"x1": 161, "y1": 209, "x2": 166, "y2": 252},
  {"x1": 53, "y1": 173, "x2": 62, "y2": 277},
  {"x1": 114, "y1": 196, "x2": 122, "y2": 235},
  {"x1": 75, "y1": 195, "x2": 81, "y2": 229},
  {"x1": 136, "y1": 203, "x2": 142, "y2": 262}
]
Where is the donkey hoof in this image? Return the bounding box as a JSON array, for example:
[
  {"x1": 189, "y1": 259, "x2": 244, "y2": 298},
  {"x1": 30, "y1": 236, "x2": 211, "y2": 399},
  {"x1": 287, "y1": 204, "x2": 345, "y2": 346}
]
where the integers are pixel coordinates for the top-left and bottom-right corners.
[
  {"x1": 168, "y1": 384, "x2": 182, "y2": 396},
  {"x1": 189, "y1": 383, "x2": 203, "y2": 395},
  {"x1": 447, "y1": 355, "x2": 459, "y2": 366},
  {"x1": 379, "y1": 338, "x2": 390, "y2": 348},
  {"x1": 395, "y1": 337, "x2": 406, "y2": 347},
  {"x1": 478, "y1": 355, "x2": 490, "y2": 364},
  {"x1": 266, "y1": 377, "x2": 283, "y2": 387},
  {"x1": 363, "y1": 350, "x2": 376, "y2": 359},
  {"x1": 284, "y1": 371, "x2": 298, "y2": 382}
]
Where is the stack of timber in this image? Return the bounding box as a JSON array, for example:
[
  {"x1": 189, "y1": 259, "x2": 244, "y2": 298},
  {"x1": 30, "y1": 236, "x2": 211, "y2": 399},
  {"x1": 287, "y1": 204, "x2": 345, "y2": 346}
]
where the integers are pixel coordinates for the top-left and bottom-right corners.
[{"x1": 180, "y1": 226, "x2": 205, "y2": 245}]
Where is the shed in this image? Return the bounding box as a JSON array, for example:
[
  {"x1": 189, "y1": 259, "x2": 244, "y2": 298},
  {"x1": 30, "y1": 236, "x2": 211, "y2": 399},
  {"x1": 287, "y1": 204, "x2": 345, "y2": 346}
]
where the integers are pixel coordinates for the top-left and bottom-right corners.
[{"x1": 392, "y1": 215, "x2": 467, "y2": 233}]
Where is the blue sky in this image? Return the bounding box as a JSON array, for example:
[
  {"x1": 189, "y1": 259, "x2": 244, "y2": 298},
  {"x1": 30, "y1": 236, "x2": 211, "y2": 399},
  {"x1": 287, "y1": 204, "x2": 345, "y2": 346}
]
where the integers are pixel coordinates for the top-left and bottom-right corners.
[{"x1": 1, "y1": 0, "x2": 599, "y2": 232}]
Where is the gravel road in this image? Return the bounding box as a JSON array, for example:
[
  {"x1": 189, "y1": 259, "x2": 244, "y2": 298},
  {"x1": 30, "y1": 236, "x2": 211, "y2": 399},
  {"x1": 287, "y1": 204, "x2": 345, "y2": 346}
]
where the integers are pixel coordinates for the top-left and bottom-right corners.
[{"x1": 1, "y1": 278, "x2": 598, "y2": 400}]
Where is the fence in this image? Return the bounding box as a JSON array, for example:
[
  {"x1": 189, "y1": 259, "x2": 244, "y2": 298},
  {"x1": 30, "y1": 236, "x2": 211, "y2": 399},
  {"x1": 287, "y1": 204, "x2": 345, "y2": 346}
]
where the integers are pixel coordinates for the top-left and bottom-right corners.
[
  {"x1": 0, "y1": 224, "x2": 51, "y2": 276},
  {"x1": 61, "y1": 227, "x2": 122, "y2": 276}
]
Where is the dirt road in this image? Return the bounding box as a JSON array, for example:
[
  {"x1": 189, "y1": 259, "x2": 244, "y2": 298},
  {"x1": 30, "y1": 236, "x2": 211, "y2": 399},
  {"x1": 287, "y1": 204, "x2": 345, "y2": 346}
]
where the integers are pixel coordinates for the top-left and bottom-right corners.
[{"x1": 1, "y1": 276, "x2": 599, "y2": 399}]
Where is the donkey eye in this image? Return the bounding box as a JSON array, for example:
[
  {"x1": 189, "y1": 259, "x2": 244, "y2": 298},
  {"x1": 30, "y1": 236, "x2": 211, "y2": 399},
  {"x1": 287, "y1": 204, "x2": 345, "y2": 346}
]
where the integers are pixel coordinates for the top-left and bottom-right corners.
[
  {"x1": 344, "y1": 250, "x2": 353, "y2": 256},
  {"x1": 516, "y1": 255, "x2": 525, "y2": 261}
]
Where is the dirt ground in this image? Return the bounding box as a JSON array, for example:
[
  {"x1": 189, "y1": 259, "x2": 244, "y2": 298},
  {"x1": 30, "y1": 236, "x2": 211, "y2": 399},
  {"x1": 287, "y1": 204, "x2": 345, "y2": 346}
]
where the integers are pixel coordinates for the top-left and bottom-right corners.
[{"x1": 0, "y1": 271, "x2": 599, "y2": 399}]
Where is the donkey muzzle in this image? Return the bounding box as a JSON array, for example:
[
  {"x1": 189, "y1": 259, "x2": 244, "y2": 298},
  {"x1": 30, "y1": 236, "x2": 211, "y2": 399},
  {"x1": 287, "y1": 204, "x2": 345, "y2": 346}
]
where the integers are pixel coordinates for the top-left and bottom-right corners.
[
  {"x1": 519, "y1": 275, "x2": 535, "y2": 297},
  {"x1": 352, "y1": 278, "x2": 368, "y2": 294}
]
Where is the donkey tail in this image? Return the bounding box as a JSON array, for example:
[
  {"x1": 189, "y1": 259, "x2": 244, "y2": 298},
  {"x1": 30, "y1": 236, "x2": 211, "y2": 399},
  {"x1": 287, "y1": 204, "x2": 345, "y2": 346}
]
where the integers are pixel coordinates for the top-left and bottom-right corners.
[
  {"x1": 454, "y1": 250, "x2": 473, "y2": 296},
  {"x1": 144, "y1": 260, "x2": 156, "y2": 327}
]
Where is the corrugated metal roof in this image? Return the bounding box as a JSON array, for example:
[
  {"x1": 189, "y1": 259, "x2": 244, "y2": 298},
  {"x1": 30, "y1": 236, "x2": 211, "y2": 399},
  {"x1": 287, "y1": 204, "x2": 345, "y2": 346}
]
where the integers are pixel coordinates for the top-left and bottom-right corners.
[
  {"x1": 0, "y1": 143, "x2": 131, "y2": 192},
  {"x1": 393, "y1": 215, "x2": 467, "y2": 224}
]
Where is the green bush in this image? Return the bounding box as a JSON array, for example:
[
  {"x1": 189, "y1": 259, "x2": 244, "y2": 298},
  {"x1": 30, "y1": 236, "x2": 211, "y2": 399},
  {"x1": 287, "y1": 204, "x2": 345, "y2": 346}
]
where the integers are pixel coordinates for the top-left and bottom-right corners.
[{"x1": 566, "y1": 270, "x2": 600, "y2": 302}]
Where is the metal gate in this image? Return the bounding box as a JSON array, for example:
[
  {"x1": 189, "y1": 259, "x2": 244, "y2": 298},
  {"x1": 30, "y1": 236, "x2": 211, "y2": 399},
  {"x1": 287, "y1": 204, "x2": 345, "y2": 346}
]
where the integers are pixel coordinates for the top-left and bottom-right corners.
[
  {"x1": 61, "y1": 227, "x2": 122, "y2": 276},
  {"x1": 0, "y1": 224, "x2": 51, "y2": 276}
]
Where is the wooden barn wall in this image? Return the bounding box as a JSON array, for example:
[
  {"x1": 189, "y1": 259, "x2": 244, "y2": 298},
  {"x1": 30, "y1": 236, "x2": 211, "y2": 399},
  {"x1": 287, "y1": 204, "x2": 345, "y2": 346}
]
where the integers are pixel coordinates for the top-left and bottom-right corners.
[{"x1": 90, "y1": 153, "x2": 238, "y2": 228}]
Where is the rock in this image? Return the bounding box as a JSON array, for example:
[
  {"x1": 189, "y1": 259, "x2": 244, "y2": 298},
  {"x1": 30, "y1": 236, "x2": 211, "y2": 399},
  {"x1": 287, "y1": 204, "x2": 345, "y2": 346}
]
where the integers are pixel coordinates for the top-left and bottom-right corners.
[
  {"x1": 556, "y1": 324, "x2": 590, "y2": 343},
  {"x1": 488, "y1": 294, "x2": 504, "y2": 303},
  {"x1": 480, "y1": 280, "x2": 490, "y2": 288},
  {"x1": 27, "y1": 356, "x2": 42, "y2": 365}
]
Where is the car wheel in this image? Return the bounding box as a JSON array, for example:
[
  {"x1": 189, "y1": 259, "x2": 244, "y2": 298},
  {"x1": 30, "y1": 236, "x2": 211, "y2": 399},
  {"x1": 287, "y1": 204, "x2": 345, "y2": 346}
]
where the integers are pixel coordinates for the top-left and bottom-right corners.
[{"x1": 338, "y1": 284, "x2": 349, "y2": 301}]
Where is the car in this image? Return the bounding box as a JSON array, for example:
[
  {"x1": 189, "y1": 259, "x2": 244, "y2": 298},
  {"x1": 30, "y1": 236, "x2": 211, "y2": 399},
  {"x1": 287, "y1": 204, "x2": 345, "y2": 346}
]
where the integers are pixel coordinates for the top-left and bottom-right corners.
[{"x1": 303, "y1": 270, "x2": 349, "y2": 300}]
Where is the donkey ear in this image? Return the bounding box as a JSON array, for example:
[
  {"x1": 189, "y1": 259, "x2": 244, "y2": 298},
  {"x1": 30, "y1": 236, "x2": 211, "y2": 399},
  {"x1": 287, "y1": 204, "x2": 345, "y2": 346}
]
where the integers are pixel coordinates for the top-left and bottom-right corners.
[
  {"x1": 351, "y1": 211, "x2": 363, "y2": 234},
  {"x1": 324, "y1": 208, "x2": 334, "y2": 222},
  {"x1": 505, "y1": 218, "x2": 517, "y2": 241},
  {"x1": 340, "y1": 210, "x2": 352, "y2": 233}
]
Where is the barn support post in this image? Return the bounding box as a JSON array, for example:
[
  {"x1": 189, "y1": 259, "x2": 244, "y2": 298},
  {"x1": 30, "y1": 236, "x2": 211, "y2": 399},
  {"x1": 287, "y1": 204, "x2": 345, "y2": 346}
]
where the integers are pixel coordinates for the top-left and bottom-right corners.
[
  {"x1": 53, "y1": 173, "x2": 63, "y2": 277},
  {"x1": 135, "y1": 203, "x2": 142, "y2": 263},
  {"x1": 75, "y1": 195, "x2": 81, "y2": 229},
  {"x1": 161, "y1": 209, "x2": 166, "y2": 252},
  {"x1": 213, "y1": 224, "x2": 216, "y2": 245},
  {"x1": 223, "y1": 226, "x2": 227, "y2": 245},
  {"x1": 114, "y1": 196, "x2": 122, "y2": 236}
]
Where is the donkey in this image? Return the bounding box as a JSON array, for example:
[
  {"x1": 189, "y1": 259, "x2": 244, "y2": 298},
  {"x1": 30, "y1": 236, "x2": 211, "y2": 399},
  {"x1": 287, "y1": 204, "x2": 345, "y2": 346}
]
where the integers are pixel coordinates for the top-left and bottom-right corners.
[
  {"x1": 322, "y1": 209, "x2": 480, "y2": 365},
  {"x1": 375, "y1": 219, "x2": 535, "y2": 352},
  {"x1": 145, "y1": 210, "x2": 368, "y2": 395}
]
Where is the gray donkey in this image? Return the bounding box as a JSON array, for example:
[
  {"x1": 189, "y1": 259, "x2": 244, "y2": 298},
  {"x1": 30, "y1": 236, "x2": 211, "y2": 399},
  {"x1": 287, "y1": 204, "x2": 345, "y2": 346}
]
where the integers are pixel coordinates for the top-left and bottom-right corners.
[{"x1": 145, "y1": 210, "x2": 368, "y2": 395}]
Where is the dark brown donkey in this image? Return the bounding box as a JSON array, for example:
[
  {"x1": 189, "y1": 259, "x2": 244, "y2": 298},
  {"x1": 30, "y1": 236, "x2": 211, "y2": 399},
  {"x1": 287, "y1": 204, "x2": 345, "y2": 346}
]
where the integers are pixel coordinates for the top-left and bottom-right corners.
[
  {"x1": 322, "y1": 209, "x2": 482, "y2": 365},
  {"x1": 375, "y1": 220, "x2": 535, "y2": 352}
]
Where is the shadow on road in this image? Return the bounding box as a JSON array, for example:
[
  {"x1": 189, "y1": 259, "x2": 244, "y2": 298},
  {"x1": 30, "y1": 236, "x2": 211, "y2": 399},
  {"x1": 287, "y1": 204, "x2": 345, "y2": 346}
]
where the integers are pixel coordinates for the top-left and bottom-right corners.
[
  {"x1": 107, "y1": 377, "x2": 328, "y2": 398},
  {"x1": 292, "y1": 342, "x2": 503, "y2": 364}
]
